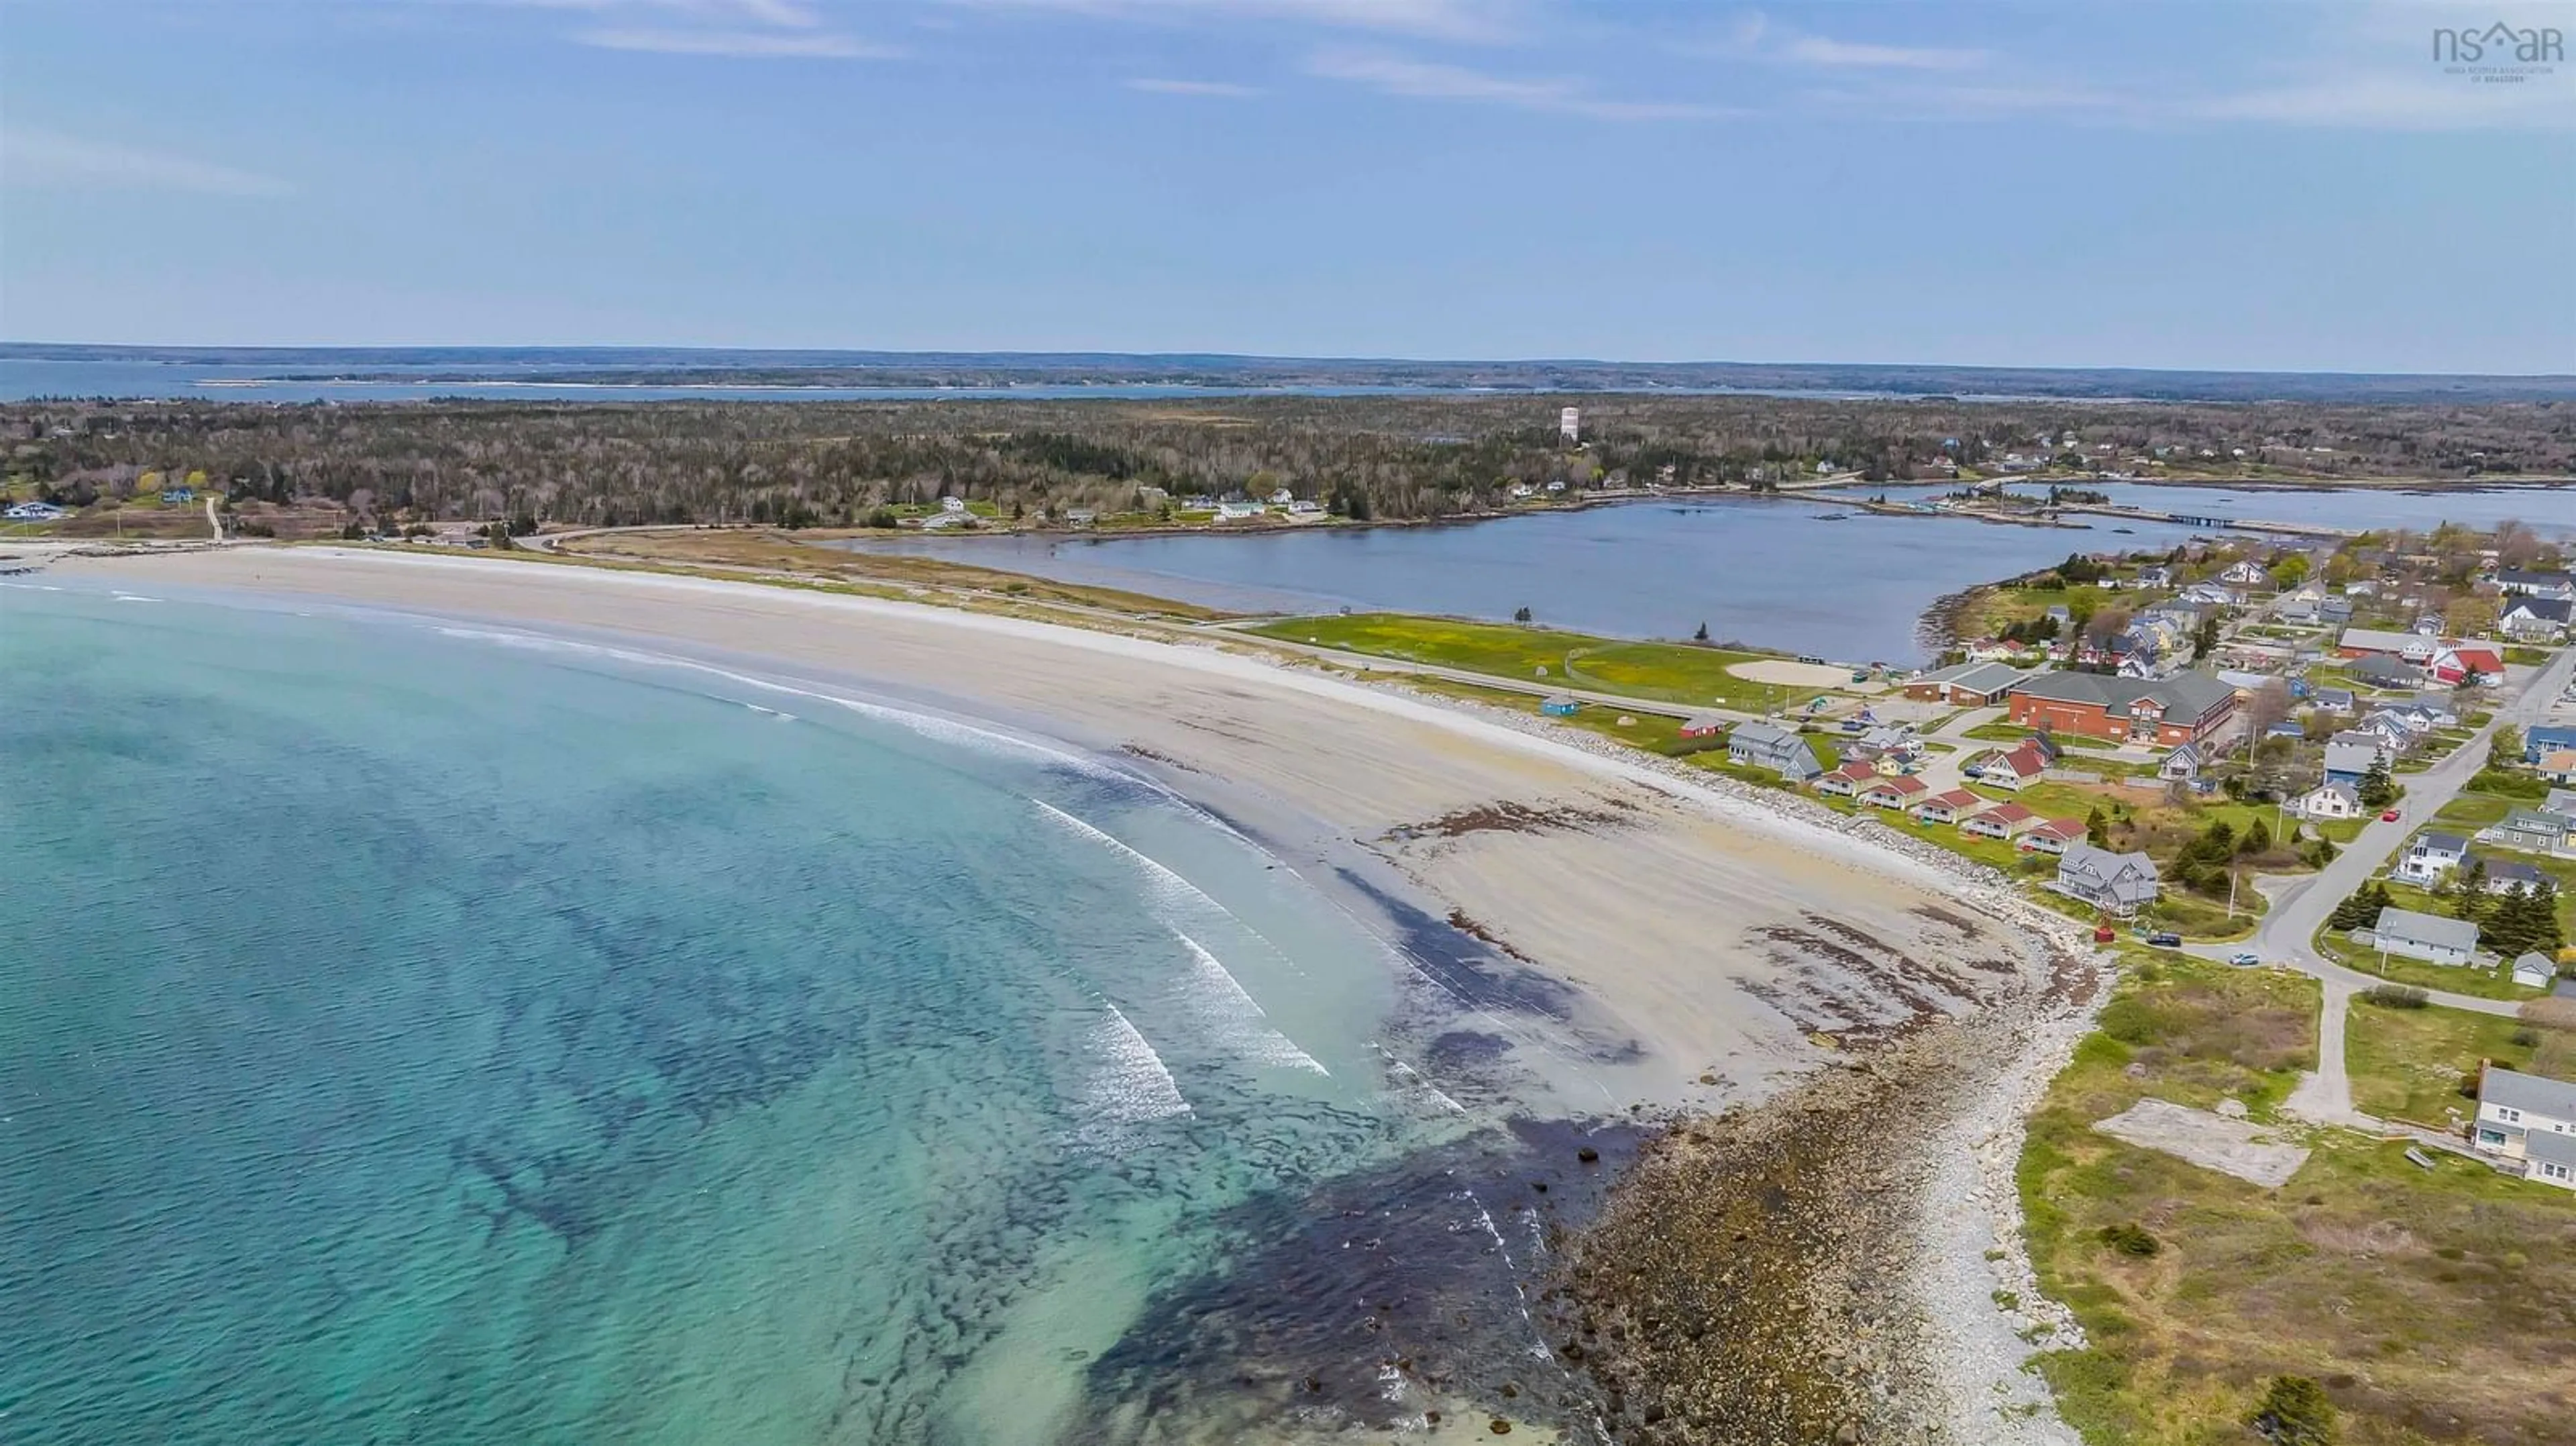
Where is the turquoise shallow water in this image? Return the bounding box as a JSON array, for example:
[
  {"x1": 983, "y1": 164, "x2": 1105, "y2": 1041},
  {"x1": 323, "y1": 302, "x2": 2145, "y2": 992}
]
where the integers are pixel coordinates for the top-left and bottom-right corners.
[{"x1": 0, "y1": 586, "x2": 1595, "y2": 1444}]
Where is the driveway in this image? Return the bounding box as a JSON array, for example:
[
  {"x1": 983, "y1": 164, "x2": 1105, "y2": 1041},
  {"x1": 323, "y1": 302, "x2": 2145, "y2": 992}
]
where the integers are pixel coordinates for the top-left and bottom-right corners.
[{"x1": 2188, "y1": 643, "x2": 2576, "y2": 1125}]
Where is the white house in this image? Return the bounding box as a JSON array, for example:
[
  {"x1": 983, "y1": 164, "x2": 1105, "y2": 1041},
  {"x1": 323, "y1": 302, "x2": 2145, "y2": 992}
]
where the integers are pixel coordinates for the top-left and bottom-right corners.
[
  {"x1": 2512, "y1": 953, "x2": 2559, "y2": 990},
  {"x1": 2473, "y1": 1067, "x2": 2576, "y2": 1190},
  {"x1": 2369, "y1": 905, "x2": 2479, "y2": 967},
  {"x1": 1214, "y1": 501, "x2": 1265, "y2": 521},
  {"x1": 2500, "y1": 596, "x2": 2572, "y2": 641},
  {"x1": 2048, "y1": 843, "x2": 2160, "y2": 915},
  {"x1": 2294, "y1": 781, "x2": 2362, "y2": 820},
  {"x1": 2394, "y1": 831, "x2": 2470, "y2": 885},
  {"x1": 939, "y1": 496, "x2": 968, "y2": 513}
]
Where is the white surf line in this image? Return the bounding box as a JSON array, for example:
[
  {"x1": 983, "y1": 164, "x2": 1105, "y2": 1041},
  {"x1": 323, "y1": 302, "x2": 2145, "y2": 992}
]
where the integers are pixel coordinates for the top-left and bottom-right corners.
[
  {"x1": 1167, "y1": 927, "x2": 1330, "y2": 1076},
  {"x1": 286, "y1": 546, "x2": 1963, "y2": 896},
  {"x1": 1036, "y1": 798, "x2": 1623, "y2": 1111},
  {"x1": 171, "y1": 546, "x2": 1710, "y2": 1108},
  {"x1": 1031, "y1": 796, "x2": 1617, "y2": 1106},
  {"x1": 419, "y1": 615, "x2": 1250, "y2": 827},
  {"x1": 1077, "y1": 1000, "x2": 1194, "y2": 1133}
]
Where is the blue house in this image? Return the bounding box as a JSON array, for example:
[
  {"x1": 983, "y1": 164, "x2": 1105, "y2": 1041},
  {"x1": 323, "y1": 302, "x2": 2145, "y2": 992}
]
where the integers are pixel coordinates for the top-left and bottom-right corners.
[
  {"x1": 1540, "y1": 694, "x2": 1580, "y2": 717},
  {"x1": 162, "y1": 485, "x2": 197, "y2": 505},
  {"x1": 2530, "y1": 725, "x2": 2576, "y2": 763}
]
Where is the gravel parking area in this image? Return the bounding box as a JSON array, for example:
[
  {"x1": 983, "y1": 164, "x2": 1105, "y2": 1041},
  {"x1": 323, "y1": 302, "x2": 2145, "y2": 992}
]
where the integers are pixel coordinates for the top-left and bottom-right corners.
[{"x1": 2092, "y1": 1097, "x2": 2312, "y2": 1187}]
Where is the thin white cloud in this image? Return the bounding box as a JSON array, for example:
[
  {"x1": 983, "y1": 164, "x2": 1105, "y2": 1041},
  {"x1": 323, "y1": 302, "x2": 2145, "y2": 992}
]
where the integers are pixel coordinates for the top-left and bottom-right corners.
[
  {"x1": 576, "y1": 25, "x2": 896, "y2": 55},
  {"x1": 951, "y1": 0, "x2": 1521, "y2": 44},
  {"x1": 1309, "y1": 50, "x2": 1729, "y2": 121},
  {"x1": 1125, "y1": 77, "x2": 1262, "y2": 97},
  {"x1": 1780, "y1": 35, "x2": 1989, "y2": 72},
  {"x1": 0, "y1": 128, "x2": 292, "y2": 198},
  {"x1": 464, "y1": 0, "x2": 889, "y2": 58},
  {"x1": 2190, "y1": 71, "x2": 2575, "y2": 130}
]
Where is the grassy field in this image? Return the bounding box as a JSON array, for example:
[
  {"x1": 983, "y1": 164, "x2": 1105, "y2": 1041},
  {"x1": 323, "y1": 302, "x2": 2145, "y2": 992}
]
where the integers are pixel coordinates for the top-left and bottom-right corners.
[
  {"x1": 561, "y1": 528, "x2": 1234, "y2": 619},
  {"x1": 2023, "y1": 955, "x2": 2576, "y2": 1446},
  {"x1": 2430, "y1": 788, "x2": 2518, "y2": 830},
  {"x1": 1247, "y1": 613, "x2": 1805, "y2": 711},
  {"x1": 2346, "y1": 998, "x2": 2574, "y2": 1126}
]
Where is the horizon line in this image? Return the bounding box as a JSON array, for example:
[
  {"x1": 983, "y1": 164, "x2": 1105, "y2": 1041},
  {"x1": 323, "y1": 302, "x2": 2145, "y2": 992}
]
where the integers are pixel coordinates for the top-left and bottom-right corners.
[{"x1": 4, "y1": 342, "x2": 2573, "y2": 382}]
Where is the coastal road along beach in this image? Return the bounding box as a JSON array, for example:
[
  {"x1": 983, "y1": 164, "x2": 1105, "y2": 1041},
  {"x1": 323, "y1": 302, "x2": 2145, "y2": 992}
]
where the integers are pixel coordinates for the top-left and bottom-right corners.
[{"x1": 60, "y1": 546, "x2": 2066, "y2": 1111}]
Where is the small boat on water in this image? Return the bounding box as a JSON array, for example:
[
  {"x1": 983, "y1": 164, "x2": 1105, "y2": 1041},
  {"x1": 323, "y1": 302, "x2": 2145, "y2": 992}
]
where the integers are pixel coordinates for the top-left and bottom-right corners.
[
  {"x1": 1813, "y1": 513, "x2": 1851, "y2": 521},
  {"x1": 2112, "y1": 527, "x2": 2134, "y2": 534}
]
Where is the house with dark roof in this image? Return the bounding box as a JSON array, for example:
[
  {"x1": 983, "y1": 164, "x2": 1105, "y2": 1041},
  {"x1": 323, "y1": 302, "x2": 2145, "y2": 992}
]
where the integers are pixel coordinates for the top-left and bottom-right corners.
[
  {"x1": 2368, "y1": 906, "x2": 2479, "y2": 967},
  {"x1": 2500, "y1": 595, "x2": 2572, "y2": 641},
  {"x1": 2394, "y1": 831, "x2": 2469, "y2": 884},
  {"x1": 2494, "y1": 568, "x2": 2575, "y2": 602},
  {"x1": 2473, "y1": 1066, "x2": 2576, "y2": 1190},
  {"x1": 2347, "y1": 654, "x2": 2423, "y2": 688},
  {"x1": 2004, "y1": 670, "x2": 2239, "y2": 745}
]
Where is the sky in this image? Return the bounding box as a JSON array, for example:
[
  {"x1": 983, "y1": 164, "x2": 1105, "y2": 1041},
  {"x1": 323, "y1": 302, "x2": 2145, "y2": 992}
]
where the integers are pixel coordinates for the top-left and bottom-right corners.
[{"x1": 1, "y1": 0, "x2": 2571, "y2": 372}]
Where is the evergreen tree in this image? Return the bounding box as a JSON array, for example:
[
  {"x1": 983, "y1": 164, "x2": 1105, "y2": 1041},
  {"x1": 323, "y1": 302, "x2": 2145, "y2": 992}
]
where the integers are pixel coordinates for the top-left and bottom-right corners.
[
  {"x1": 2453, "y1": 858, "x2": 2487, "y2": 923},
  {"x1": 2356, "y1": 760, "x2": 2397, "y2": 810},
  {"x1": 2086, "y1": 807, "x2": 2110, "y2": 847}
]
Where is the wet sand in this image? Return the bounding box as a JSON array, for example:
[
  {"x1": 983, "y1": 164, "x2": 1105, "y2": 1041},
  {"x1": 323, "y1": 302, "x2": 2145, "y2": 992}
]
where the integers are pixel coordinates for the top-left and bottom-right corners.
[
  {"x1": 51, "y1": 546, "x2": 2094, "y2": 1442},
  {"x1": 63, "y1": 547, "x2": 2049, "y2": 1108}
]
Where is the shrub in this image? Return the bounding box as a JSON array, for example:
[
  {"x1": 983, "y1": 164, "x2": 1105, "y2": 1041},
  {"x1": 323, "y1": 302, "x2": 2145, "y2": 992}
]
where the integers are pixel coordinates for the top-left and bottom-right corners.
[
  {"x1": 2097, "y1": 1222, "x2": 2160, "y2": 1257},
  {"x1": 2520, "y1": 997, "x2": 2576, "y2": 1032},
  {"x1": 2359, "y1": 984, "x2": 2428, "y2": 1009},
  {"x1": 2512, "y1": 1027, "x2": 2542, "y2": 1049},
  {"x1": 2249, "y1": 1374, "x2": 2338, "y2": 1445}
]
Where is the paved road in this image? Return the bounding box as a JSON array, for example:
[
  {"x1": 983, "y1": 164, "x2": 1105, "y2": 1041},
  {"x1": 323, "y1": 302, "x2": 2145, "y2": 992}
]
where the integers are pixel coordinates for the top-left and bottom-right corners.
[{"x1": 2188, "y1": 643, "x2": 2576, "y2": 1124}]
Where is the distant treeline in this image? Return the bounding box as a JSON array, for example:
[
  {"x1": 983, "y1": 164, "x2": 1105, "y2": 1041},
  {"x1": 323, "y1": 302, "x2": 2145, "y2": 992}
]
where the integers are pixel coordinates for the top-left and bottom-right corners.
[{"x1": 3, "y1": 394, "x2": 2569, "y2": 530}]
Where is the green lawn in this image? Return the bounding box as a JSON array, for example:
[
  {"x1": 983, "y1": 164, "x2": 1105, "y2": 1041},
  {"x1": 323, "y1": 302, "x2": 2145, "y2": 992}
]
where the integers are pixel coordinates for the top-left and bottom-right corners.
[
  {"x1": 1246, "y1": 613, "x2": 1800, "y2": 711},
  {"x1": 1566, "y1": 641, "x2": 1801, "y2": 711},
  {"x1": 2346, "y1": 999, "x2": 2572, "y2": 1125},
  {"x1": 1963, "y1": 721, "x2": 2118, "y2": 751},
  {"x1": 2021, "y1": 956, "x2": 2576, "y2": 1446},
  {"x1": 2312, "y1": 926, "x2": 2541, "y2": 1001},
  {"x1": 2430, "y1": 789, "x2": 2516, "y2": 830}
]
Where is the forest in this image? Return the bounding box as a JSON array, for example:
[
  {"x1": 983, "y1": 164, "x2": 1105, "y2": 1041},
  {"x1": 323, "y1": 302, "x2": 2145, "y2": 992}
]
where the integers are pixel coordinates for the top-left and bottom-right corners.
[{"x1": 5, "y1": 393, "x2": 2571, "y2": 533}]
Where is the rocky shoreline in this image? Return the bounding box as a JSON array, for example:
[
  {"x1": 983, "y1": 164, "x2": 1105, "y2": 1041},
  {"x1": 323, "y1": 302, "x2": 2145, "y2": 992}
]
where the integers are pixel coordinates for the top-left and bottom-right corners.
[{"x1": 1376, "y1": 684, "x2": 2114, "y2": 1445}]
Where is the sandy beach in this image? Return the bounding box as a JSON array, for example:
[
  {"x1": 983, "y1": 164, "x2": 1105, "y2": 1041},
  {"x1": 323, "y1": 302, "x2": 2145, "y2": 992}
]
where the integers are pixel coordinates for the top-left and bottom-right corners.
[
  {"x1": 60, "y1": 547, "x2": 2052, "y2": 1102},
  {"x1": 42, "y1": 544, "x2": 2104, "y2": 1442}
]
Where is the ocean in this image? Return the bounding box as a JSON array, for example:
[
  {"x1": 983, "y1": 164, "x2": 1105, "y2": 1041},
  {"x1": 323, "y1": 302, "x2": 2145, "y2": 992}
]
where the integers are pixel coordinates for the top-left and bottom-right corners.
[{"x1": 0, "y1": 584, "x2": 1615, "y2": 1443}]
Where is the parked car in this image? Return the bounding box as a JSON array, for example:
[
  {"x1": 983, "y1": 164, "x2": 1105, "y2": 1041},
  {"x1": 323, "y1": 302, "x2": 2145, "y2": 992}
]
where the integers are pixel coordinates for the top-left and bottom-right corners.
[
  {"x1": 2147, "y1": 932, "x2": 2183, "y2": 948},
  {"x1": 2229, "y1": 951, "x2": 2261, "y2": 968},
  {"x1": 2379, "y1": 809, "x2": 2401, "y2": 822}
]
